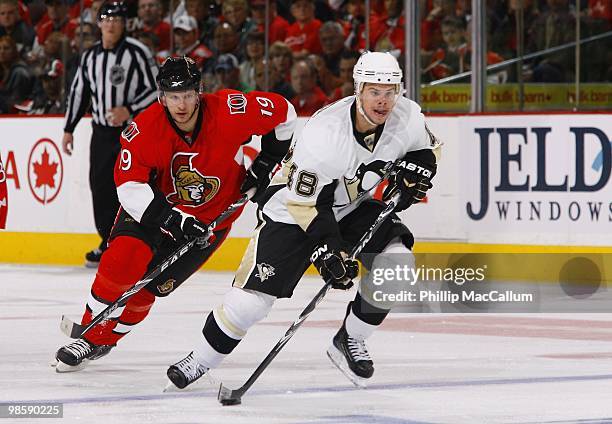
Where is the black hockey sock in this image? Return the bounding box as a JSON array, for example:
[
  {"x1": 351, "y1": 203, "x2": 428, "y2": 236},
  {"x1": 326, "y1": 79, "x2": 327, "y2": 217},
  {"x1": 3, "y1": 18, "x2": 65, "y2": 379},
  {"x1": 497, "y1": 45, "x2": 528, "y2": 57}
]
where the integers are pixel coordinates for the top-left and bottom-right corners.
[
  {"x1": 349, "y1": 292, "x2": 390, "y2": 326},
  {"x1": 202, "y1": 312, "x2": 241, "y2": 355}
]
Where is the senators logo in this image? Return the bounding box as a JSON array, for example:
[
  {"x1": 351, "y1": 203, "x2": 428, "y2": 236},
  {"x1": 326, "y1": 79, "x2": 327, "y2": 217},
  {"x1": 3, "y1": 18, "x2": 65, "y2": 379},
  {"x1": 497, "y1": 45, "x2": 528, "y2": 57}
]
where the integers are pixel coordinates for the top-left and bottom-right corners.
[
  {"x1": 157, "y1": 279, "x2": 176, "y2": 295},
  {"x1": 166, "y1": 153, "x2": 220, "y2": 207}
]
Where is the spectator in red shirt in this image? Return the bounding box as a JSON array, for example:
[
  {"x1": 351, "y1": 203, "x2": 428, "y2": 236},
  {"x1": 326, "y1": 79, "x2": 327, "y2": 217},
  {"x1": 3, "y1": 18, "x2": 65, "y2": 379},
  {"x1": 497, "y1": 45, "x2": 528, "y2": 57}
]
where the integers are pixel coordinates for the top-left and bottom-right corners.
[
  {"x1": 425, "y1": 15, "x2": 466, "y2": 81},
  {"x1": 369, "y1": 0, "x2": 406, "y2": 55},
  {"x1": 36, "y1": 0, "x2": 77, "y2": 47},
  {"x1": 289, "y1": 58, "x2": 327, "y2": 116},
  {"x1": 284, "y1": 0, "x2": 322, "y2": 55},
  {"x1": 340, "y1": 0, "x2": 367, "y2": 51},
  {"x1": 250, "y1": 0, "x2": 289, "y2": 43},
  {"x1": 173, "y1": 14, "x2": 212, "y2": 69},
  {"x1": 135, "y1": 0, "x2": 170, "y2": 51},
  {"x1": 420, "y1": 0, "x2": 456, "y2": 52}
]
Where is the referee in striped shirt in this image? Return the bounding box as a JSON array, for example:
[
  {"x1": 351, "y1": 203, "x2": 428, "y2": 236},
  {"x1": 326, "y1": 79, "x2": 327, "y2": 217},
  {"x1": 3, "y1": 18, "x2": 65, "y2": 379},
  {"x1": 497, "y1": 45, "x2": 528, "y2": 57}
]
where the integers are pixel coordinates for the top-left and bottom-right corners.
[{"x1": 62, "y1": 1, "x2": 158, "y2": 267}]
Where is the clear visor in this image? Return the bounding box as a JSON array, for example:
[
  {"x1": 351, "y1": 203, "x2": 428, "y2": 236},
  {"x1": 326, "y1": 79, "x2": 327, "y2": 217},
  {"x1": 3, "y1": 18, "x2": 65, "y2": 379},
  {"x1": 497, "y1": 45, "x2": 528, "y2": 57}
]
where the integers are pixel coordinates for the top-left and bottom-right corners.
[
  {"x1": 358, "y1": 83, "x2": 400, "y2": 102},
  {"x1": 162, "y1": 91, "x2": 199, "y2": 105}
]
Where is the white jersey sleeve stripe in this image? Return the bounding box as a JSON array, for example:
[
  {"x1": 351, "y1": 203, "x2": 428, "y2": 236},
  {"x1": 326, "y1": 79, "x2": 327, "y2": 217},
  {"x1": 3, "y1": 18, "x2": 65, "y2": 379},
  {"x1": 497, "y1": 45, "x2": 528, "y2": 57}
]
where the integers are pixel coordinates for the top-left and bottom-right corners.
[
  {"x1": 274, "y1": 100, "x2": 297, "y2": 141},
  {"x1": 116, "y1": 181, "x2": 155, "y2": 223}
]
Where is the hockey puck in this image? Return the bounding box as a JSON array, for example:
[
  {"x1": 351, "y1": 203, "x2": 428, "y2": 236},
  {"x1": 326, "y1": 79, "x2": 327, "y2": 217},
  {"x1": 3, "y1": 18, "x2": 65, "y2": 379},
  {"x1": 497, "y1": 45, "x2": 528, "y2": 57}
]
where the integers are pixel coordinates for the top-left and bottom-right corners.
[{"x1": 220, "y1": 398, "x2": 241, "y2": 406}]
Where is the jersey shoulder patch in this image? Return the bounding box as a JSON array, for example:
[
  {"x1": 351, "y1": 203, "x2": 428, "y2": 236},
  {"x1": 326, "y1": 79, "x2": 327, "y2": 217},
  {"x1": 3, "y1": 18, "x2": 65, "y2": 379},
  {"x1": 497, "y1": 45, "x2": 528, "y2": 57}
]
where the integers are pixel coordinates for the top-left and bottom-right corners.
[
  {"x1": 226, "y1": 92, "x2": 247, "y2": 114},
  {"x1": 121, "y1": 122, "x2": 140, "y2": 142},
  {"x1": 121, "y1": 102, "x2": 163, "y2": 144}
]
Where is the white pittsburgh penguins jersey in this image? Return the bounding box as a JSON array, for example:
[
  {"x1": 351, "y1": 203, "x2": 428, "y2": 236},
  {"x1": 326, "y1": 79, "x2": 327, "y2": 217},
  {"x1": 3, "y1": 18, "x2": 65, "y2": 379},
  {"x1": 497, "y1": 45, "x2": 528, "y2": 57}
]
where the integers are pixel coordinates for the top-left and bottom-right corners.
[{"x1": 262, "y1": 95, "x2": 437, "y2": 229}]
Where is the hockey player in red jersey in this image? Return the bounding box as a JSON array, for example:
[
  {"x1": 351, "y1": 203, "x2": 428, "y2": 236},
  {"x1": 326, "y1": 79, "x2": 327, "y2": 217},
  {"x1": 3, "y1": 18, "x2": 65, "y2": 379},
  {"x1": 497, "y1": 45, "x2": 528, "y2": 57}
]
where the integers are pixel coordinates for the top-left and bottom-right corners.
[{"x1": 54, "y1": 57, "x2": 296, "y2": 372}]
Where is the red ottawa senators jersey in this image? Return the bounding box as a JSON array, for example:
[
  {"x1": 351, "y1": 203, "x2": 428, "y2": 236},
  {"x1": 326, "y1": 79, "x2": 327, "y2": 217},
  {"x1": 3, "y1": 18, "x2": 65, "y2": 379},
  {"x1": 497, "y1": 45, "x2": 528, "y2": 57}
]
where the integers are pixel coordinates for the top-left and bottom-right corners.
[{"x1": 115, "y1": 89, "x2": 293, "y2": 230}]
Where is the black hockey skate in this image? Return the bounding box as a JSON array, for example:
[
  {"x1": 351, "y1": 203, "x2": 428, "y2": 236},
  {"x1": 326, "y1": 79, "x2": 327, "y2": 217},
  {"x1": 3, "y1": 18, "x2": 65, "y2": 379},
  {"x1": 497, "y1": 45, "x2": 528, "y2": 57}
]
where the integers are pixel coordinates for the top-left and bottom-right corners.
[
  {"x1": 55, "y1": 338, "x2": 114, "y2": 373},
  {"x1": 85, "y1": 248, "x2": 104, "y2": 268},
  {"x1": 327, "y1": 325, "x2": 374, "y2": 388},
  {"x1": 166, "y1": 352, "x2": 209, "y2": 389}
]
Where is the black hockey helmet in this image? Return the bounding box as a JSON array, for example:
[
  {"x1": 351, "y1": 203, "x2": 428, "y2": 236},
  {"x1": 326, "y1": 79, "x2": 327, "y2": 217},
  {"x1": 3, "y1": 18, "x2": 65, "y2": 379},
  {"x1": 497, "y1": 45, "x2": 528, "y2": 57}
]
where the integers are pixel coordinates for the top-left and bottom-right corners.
[
  {"x1": 97, "y1": 1, "x2": 128, "y2": 21},
  {"x1": 157, "y1": 56, "x2": 201, "y2": 92}
]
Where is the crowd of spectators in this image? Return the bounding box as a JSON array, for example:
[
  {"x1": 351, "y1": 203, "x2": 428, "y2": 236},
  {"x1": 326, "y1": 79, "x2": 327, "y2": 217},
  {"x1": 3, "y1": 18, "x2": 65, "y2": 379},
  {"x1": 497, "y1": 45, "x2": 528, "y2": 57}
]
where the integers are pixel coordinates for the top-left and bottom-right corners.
[{"x1": 0, "y1": 0, "x2": 610, "y2": 115}]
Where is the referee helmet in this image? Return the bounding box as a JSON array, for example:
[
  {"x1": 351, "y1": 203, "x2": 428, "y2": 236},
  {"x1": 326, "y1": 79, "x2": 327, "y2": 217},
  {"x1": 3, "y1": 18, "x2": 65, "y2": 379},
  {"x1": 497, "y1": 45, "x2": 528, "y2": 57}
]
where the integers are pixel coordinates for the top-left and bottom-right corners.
[{"x1": 97, "y1": 1, "x2": 128, "y2": 21}]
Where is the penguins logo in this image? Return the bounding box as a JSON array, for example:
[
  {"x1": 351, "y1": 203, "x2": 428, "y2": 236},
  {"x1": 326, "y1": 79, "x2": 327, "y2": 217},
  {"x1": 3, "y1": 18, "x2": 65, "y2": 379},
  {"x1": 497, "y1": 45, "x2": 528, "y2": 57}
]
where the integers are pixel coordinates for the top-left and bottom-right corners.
[
  {"x1": 166, "y1": 153, "x2": 220, "y2": 207},
  {"x1": 343, "y1": 160, "x2": 388, "y2": 202},
  {"x1": 255, "y1": 263, "x2": 276, "y2": 282}
]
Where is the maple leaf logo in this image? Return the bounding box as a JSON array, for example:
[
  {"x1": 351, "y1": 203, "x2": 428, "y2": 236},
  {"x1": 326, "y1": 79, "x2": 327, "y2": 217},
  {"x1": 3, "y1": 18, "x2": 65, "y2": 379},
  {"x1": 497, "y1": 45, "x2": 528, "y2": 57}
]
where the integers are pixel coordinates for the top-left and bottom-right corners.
[{"x1": 32, "y1": 148, "x2": 58, "y2": 189}]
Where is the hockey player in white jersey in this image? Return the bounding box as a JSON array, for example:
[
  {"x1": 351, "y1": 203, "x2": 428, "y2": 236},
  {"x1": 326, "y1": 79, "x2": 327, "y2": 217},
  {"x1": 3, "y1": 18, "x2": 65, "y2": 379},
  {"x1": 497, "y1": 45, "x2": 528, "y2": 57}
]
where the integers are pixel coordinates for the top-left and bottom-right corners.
[{"x1": 166, "y1": 51, "x2": 440, "y2": 389}]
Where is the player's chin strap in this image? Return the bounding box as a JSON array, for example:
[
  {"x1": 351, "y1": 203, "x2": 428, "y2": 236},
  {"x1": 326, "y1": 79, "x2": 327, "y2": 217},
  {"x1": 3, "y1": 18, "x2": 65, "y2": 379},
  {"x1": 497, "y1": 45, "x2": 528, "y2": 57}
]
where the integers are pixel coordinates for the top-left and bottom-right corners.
[
  {"x1": 354, "y1": 83, "x2": 402, "y2": 128},
  {"x1": 355, "y1": 94, "x2": 378, "y2": 127},
  {"x1": 186, "y1": 96, "x2": 201, "y2": 121}
]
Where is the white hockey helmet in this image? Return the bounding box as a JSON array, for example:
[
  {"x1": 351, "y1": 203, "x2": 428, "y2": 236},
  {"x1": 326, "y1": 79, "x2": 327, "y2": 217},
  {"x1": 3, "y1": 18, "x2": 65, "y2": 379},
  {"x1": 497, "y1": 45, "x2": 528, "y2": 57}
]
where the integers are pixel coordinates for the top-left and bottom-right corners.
[
  {"x1": 353, "y1": 51, "x2": 403, "y2": 126},
  {"x1": 353, "y1": 51, "x2": 403, "y2": 94}
]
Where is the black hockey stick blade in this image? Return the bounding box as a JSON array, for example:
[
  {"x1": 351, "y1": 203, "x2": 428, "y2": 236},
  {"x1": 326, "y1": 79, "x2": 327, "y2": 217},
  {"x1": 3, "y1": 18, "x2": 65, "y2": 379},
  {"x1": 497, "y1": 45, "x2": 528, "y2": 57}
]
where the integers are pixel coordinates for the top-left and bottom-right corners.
[
  {"x1": 60, "y1": 315, "x2": 85, "y2": 339},
  {"x1": 216, "y1": 193, "x2": 400, "y2": 404},
  {"x1": 60, "y1": 193, "x2": 251, "y2": 339},
  {"x1": 217, "y1": 384, "x2": 242, "y2": 406}
]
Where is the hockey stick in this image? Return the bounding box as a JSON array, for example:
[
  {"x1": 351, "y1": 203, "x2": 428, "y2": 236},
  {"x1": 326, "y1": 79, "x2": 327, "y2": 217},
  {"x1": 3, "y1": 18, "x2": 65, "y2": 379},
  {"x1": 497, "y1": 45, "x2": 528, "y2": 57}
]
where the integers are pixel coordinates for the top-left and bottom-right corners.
[
  {"x1": 218, "y1": 191, "x2": 402, "y2": 406},
  {"x1": 60, "y1": 192, "x2": 252, "y2": 339}
]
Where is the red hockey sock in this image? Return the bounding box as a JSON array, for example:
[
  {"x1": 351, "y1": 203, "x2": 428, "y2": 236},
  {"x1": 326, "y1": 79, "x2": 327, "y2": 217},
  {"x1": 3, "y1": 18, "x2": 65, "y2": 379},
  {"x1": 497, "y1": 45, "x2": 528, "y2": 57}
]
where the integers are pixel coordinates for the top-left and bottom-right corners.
[{"x1": 81, "y1": 236, "x2": 153, "y2": 345}]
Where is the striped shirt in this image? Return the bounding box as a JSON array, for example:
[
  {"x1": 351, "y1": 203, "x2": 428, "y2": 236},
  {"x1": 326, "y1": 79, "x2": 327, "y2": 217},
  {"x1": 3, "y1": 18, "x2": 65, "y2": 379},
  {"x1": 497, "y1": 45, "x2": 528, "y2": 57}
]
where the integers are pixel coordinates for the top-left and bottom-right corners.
[{"x1": 64, "y1": 36, "x2": 159, "y2": 132}]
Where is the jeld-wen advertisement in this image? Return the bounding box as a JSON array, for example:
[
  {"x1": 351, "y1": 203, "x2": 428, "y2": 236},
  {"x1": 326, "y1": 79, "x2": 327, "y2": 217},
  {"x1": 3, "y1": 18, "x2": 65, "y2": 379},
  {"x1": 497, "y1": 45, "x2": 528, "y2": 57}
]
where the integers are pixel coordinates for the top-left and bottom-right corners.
[{"x1": 461, "y1": 115, "x2": 611, "y2": 245}]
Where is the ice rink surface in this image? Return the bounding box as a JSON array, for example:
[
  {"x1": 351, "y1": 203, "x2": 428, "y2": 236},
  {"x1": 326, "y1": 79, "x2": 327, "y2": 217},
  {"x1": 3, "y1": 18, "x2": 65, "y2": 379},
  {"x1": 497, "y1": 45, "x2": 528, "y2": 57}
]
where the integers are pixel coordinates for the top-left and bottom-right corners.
[{"x1": 2, "y1": 264, "x2": 612, "y2": 424}]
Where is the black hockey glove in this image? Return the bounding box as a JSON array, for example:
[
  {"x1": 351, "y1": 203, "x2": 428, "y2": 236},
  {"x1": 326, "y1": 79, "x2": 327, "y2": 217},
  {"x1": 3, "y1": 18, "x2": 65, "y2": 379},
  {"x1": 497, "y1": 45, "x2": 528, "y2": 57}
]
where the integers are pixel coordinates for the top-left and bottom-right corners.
[
  {"x1": 240, "y1": 151, "x2": 277, "y2": 202},
  {"x1": 383, "y1": 150, "x2": 437, "y2": 212},
  {"x1": 160, "y1": 208, "x2": 213, "y2": 248},
  {"x1": 311, "y1": 243, "x2": 359, "y2": 290}
]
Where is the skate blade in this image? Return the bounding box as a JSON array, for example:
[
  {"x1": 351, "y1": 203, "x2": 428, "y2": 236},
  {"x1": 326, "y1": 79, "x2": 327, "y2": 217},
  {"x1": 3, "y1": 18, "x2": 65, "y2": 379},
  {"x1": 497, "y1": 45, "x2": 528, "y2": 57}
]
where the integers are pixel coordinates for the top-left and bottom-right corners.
[
  {"x1": 84, "y1": 261, "x2": 99, "y2": 269},
  {"x1": 55, "y1": 359, "x2": 89, "y2": 373},
  {"x1": 162, "y1": 372, "x2": 218, "y2": 393},
  {"x1": 326, "y1": 345, "x2": 368, "y2": 389}
]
